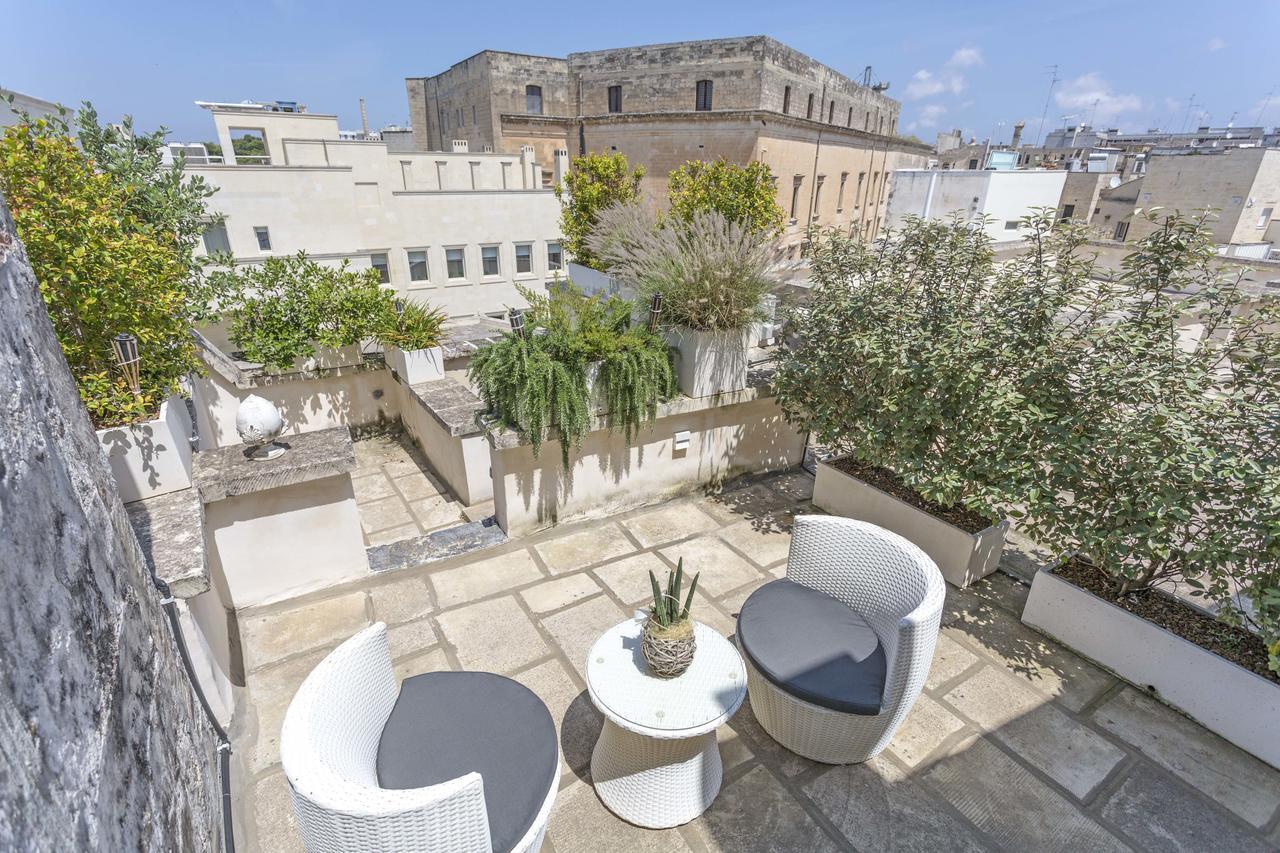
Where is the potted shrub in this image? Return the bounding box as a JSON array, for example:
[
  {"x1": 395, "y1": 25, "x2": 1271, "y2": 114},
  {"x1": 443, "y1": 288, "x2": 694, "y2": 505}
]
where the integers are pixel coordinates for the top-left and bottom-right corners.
[
  {"x1": 380, "y1": 300, "x2": 448, "y2": 385},
  {"x1": 0, "y1": 105, "x2": 210, "y2": 502},
  {"x1": 643, "y1": 560, "x2": 700, "y2": 678},
  {"x1": 1016, "y1": 211, "x2": 1280, "y2": 768},
  {"x1": 587, "y1": 204, "x2": 776, "y2": 397}
]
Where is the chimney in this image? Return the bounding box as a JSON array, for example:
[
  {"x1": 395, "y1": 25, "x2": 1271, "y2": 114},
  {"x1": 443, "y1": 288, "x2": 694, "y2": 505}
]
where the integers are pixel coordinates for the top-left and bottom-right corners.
[
  {"x1": 452, "y1": 139, "x2": 469, "y2": 153},
  {"x1": 553, "y1": 148, "x2": 570, "y2": 191},
  {"x1": 520, "y1": 144, "x2": 536, "y2": 189},
  {"x1": 359, "y1": 98, "x2": 369, "y2": 137},
  {"x1": 1011, "y1": 121, "x2": 1025, "y2": 148}
]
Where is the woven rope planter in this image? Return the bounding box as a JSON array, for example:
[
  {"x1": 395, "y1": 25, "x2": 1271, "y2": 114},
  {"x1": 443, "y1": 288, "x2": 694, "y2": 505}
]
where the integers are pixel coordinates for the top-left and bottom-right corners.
[{"x1": 642, "y1": 619, "x2": 696, "y2": 678}]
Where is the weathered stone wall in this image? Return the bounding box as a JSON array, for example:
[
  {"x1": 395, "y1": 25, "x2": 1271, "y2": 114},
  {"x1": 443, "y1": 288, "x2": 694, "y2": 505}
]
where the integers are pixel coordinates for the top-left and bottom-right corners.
[{"x1": 0, "y1": 194, "x2": 223, "y2": 850}]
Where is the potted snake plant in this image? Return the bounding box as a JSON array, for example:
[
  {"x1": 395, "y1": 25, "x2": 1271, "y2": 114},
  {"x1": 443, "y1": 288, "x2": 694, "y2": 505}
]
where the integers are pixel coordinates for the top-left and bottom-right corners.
[{"x1": 643, "y1": 559, "x2": 700, "y2": 678}]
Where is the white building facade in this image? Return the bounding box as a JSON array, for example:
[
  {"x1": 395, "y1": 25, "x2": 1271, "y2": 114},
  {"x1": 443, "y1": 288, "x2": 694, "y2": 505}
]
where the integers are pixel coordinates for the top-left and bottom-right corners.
[
  {"x1": 187, "y1": 103, "x2": 567, "y2": 318},
  {"x1": 885, "y1": 169, "x2": 1068, "y2": 243}
]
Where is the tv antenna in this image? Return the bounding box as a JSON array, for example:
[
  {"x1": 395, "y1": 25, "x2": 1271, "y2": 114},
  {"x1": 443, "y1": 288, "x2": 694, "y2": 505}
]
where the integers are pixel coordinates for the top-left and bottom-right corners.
[
  {"x1": 1256, "y1": 88, "x2": 1275, "y2": 125},
  {"x1": 1179, "y1": 93, "x2": 1199, "y2": 133},
  {"x1": 1033, "y1": 64, "x2": 1060, "y2": 147}
]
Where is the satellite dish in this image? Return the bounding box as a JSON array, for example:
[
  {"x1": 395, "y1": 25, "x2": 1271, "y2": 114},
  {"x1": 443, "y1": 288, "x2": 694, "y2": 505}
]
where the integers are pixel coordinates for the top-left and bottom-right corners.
[{"x1": 1108, "y1": 176, "x2": 1122, "y2": 189}]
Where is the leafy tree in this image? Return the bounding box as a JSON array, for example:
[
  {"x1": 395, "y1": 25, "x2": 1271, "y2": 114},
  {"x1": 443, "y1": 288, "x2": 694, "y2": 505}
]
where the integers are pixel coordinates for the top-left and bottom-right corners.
[
  {"x1": 0, "y1": 114, "x2": 197, "y2": 426},
  {"x1": 667, "y1": 159, "x2": 785, "y2": 236},
  {"x1": 555, "y1": 152, "x2": 644, "y2": 271},
  {"x1": 202, "y1": 141, "x2": 223, "y2": 157},
  {"x1": 231, "y1": 133, "x2": 267, "y2": 159}
]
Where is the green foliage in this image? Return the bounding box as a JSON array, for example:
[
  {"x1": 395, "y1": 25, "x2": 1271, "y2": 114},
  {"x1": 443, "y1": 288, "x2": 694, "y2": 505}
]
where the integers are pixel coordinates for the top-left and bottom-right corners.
[
  {"x1": 231, "y1": 133, "x2": 267, "y2": 159},
  {"x1": 0, "y1": 109, "x2": 199, "y2": 427},
  {"x1": 775, "y1": 209, "x2": 1280, "y2": 672},
  {"x1": 587, "y1": 203, "x2": 776, "y2": 332},
  {"x1": 468, "y1": 283, "x2": 674, "y2": 463},
  {"x1": 648, "y1": 558, "x2": 699, "y2": 627},
  {"x1": 209, "y1": 253, "x2": 393, "y2": 371},
  {"x1": 378, "y1": 301, "x2": 447, "y2": 351},
  {"x1": 668, "y1": 159, "x2": 785, "y2": 237},
  {"x1": 555, "y1": 152, "x2": 644, "y2": 271}
]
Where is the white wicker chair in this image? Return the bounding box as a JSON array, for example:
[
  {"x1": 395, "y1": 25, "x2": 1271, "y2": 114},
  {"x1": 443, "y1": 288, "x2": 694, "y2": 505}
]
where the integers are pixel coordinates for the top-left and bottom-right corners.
[
  {"x1": 738, "y1": 515, "x2": 945, "y2": 765},
  {"x1": 280, "y1": 623, "x2": 557, "y2": 853}
]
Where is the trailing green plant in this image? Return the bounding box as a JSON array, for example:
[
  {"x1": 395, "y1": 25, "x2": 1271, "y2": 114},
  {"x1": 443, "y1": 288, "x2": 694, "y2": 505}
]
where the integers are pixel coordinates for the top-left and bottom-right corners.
[
  {"x1": 587, "y1": 203, "x2": 776, "y2": 332},
  {"x1": 0, "y1": 108, "x2": 199, "y2": 427},
  {"x1": 648, "y1": 559, "x2": 698, "y2": 627},
  {"x1": 377, "y1": 301, "x2": 447, "y2": 351},
  {"x1": 208, "y1": 252, "x2": 392, "y2": 371},
  {"x1": 556, "y1": 152, "x2": 645, "y2": 271},
  {"x1": 668, "y1": 159, "x2": 785, "y2": 237}
]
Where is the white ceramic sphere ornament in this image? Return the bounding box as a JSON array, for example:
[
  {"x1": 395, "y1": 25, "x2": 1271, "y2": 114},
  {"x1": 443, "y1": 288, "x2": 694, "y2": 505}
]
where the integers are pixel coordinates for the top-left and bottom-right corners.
[{"x1": 236, "y1": 394, "x2": 286, "y2": 460}]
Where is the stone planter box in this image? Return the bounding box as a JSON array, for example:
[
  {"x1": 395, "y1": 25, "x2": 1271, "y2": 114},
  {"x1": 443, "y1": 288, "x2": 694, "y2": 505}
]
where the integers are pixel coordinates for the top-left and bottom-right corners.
[
  {"x1": 385, "y1": 344, "x2": 445, "y2": 385},
  {"x1": 96, "y1": 395, "x2": 194, "y2": 504},
  {"x1": 276, "y1": 343, "x2": 365, "y2": 375},
  {"x1": 812, "y1": 458, "x2": 1008, "y2": 588},
  {"x1": 1022, "y1": 564, "x2": 1280, "y2": 770},
  {"x1": 665, "y1": 327, "x2": 751, "y2": 398}
]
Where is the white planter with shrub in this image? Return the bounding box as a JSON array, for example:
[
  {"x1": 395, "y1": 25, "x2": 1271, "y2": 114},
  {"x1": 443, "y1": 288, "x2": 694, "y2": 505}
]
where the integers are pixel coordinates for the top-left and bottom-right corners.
[
  {"x1": 665, "y1": 327, "x2": 751, "y2": 398},
  {"x1": 812, "y1": 458, "x2": 1008, "y2": 588},
  {"x1": 1022, "y1": 564, "x2": 1280, "y2": 769},
  {"x1": 384, "y1": 344, "x2": 445, "y2": 385},
  {"x1": 96, "y1": 395, "x2": 194, "y2": 503}
]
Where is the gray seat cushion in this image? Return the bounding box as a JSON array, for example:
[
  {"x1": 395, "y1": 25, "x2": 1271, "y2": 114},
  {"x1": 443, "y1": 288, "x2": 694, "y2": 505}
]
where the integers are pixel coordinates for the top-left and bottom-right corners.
[
  {"x1": 376, "y1": 671, "x2": 557, "y2": 852},
  {"x1": 737, "y1": 578, "x2": 886, "y2": 715}
]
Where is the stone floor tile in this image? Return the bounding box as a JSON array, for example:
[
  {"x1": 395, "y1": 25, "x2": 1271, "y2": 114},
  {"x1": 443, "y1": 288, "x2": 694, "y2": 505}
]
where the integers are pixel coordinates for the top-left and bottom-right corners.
[
  {"x1": 717, "y1": 514, "x2": 793, "y2": 568},
  {"x1": 368, "y1": 575, "x2": 435, "y2": 625},
  {"x1": 394, "y1": 647, "x2": 452, "y2": 681},
  {"x1": 512, "y1": 659, "x2": 601, "y2": 776},
  {"x1": 925, "y1": 632, "x2": 981, "y2": 691},
  {"x1": 461, "y1": 499, "x2": 496, "y2": 523},
  {"x1": 943, "y1": 603, "x2": 1116, "y2": 711},
  {"x1": 547, "y1": 779, "x2": 692, "y2": 853},
  {"x1": 726, "y1": 699, "x2": 819, "y2": 778},
  {"x1": 244, "y1": 649, "x2": 328, "y2": 773},
  {"x1": 692, "y1": 591, "x2": 738, "y2": 639},
  {"x1": 383, "y1": 452, "x2": 432, "y2": 479},
  {"x1": 520, "y1": 574, "x2": 603, "y2": 614},
  {"x1": 717, "y1": 723, "x2": 754, "y2": 771},
  {"x1": 887, "y1": 693, "x2": 967, "y2": 768},
  {"x1": 944, "y1": 667, "x2": 1125, "y2": 800},
  {"x1": 622, "y1": 503, "x2": 720, "y2": 548},
  {"x1": 535, "y1": 522, "x2": 638, "y2": 575},
  {"x1": 411, "y1": 495, "x2": 465, "y2": 530},
  {"x1": 540, "y1": 595, "x2": 630, "y2": 680},
  {"x1": 359, "y1": 495, "x2": 415, "y2": 534},
  {"x1": 250, "y1": 771, "x2": 304, "y2": 853},
  {"x1": 431, "y1": 548, "x2": 543, "y2": 608},
  {"x1": 969, "y1": 570, "x2": 1031, "y2": 616},
  {"x1": 352, "y1": 473, "x2": 395, "y2": 503},
  {"x1": 1093, "y1": 687, "x2": 1280, "y2": 828},
  {"x1": 682, "y1": 765, "x2": 842, "y2": 853},
  {"x1": 657, "y1": 537, "x2": 763, "y2": 598},
  {"x1": 240, "y1": 591, "x2": 369, "y2": 672},
  {"x1": 1100, "y1": 762, "x2": 1274, "y2": 853},
  {"x1": 805, "y1": 757, "x2": 992, "y2": 852},
  {"x1": 366, "y1": 523, "x2": 420, "y2": 546},
  {"x1": 393, "y1": 472, "x2": 445, "y2": 502},
  {"x1": 698, "y1": 483, "x2": 792, "y2": 526},
  {"x1": 924, "y1": 736, "x2": 1128, "y2": 852},
  {"x1": 766, "y1": 469, "x2": 815, "y2": 502},
  {"x1": 592, "y1": 551, "x2": 676, "y2": 606},
  {"x1": 436, "y1": 596, "x2": 549, "y2": 674},
  {"x1": 387, "y1": 618, "x2": 438, "y2": 659}
]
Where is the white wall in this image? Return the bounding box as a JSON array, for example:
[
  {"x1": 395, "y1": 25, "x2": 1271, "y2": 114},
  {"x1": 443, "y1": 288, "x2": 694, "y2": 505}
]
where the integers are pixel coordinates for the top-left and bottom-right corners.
[{"x1": 886, "y1": 169, "x2": 1068, "y2": 242}]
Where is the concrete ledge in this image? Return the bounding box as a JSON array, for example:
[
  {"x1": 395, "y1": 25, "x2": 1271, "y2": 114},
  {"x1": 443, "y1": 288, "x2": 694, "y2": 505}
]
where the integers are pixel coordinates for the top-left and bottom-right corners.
[
  {"x1": 405, "y1": 378, "x2": 485, "y2": 438},
  {"x1": 193, "y1": 427, "x2": 356, "y2": 502},
  {"x1": 125, "y1": 487, "x2": 209, "y2": 599}
]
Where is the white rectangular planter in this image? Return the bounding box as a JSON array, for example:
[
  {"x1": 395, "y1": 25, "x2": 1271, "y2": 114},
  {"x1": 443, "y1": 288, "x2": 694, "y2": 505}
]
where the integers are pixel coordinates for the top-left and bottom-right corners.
[
  {"x1": 96, "y1": 395, "x2": 194, "y2": 504},
  {"x1": 665, "y1": 327, "x2": 751, "y2": 398},
  {"x1": 812, "y1": 459, "x2": 1008, "y2": 588},
  {"x1": 281, "y1": 343, "x2": 365, "y2": 374},
  {"x1": 1023, "y1": 566, "x2": 1280, "y2": 770},
  {"x1": 385, "y1": 345, "x2": 445, "y2": 385}
]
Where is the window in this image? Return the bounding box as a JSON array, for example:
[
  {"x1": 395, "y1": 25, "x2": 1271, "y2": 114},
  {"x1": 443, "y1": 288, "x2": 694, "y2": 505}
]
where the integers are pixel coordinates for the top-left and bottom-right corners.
[
  {"x1": 855, "y1": 172, "x2": 866, "y2": 208},
  {"x1": 806, "y1": 93, "x2": 814, "y2": 119},
  {"x1": 837, "y1": 172, "x2": 848, "y2": 213},
  {"x1": 202, "y1": 222, "x2": 230, "y2": 254},
  {"x1": 782, "y1": 86, "x2": 791, "y2": 114},
  {"x1": 526, "y1": 85, "x2": 543, "y2": 115},
  {"x1": 446, "y1": 247, "x2": 466, "y2": 279},
  {"x1": 608, "y1": 85, "x2": 622, "y2": 114},
  {"x1": 847, "y1": 106, "x2": 853, "y2": 127},
  {"x1": 1004, "y1": 221, "x2": 1020, "y2": 231},
  {"x1": 695, "y1": 80, "x2": 713, "y2": 111},
  {"x1": 407, "y1": 250, "x2": 429, "y2": 282},
  {"x1": 789, "y1": 175, "x2": 803, "y2": 222},
  {"x1": 1114, "y1": 221, "x2": 1130, "y2": 241},
  {"x1": 546, "y1": 241, "x2": 563, "y2": 271},
  {"x1": 230, "y1": 128, "x2": 268, "y2": 164},
  {"x1": 253, "y1": 226, "x2": 271, "y2": 251},
  {"x1": 515, "y1": 243, "x2": 532, "y2": 274},
  {"x1": 1258, "y1": 207, "x2": 1274, "y2": 228},
  {"x1": 471, "y1": 105, "x2": 476, "y2": 125},
  {"x1": 481, "y1": 245, "x2": 500, "y2": 276},
  {"x1": 968, "y1": 159, "x2": 979, "y2": 170},
  {"x1": 1060, "y1": 204, "x2": 1076, "y2": 221},
  {"x1": 828, "y1": 101, "x2": 835, "y2": 123},
  {"x1": 865, "y1": 111, "x2": 871, "y2": 130},
  {"x1": 371, "y1": 252, "x2": 390, "y2": 283},
  {"x1": 879, "y1": 115, "x2": 885, "y2": 134},
  {"x1": 813, "y1": 175, "x2": 825, "y2": 215}
]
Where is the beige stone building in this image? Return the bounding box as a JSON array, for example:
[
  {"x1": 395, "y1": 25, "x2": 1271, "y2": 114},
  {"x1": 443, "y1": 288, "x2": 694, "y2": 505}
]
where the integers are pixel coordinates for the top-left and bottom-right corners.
[{"x1": 405, "y1": 36, "x2": 931, "y2": 251}]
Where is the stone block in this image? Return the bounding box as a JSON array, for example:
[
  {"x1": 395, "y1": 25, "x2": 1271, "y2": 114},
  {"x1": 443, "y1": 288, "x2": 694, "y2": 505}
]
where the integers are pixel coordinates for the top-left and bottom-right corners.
[
  {"x1": 657, "y1": 536, "x2": 763, "y2": 598},
  {"x1": 366, "y1": 523, "x2": 419, "y2": 546},
  {"x1": 387, "y1": 618, "x2": 438, "y2": 659},
  {"x1": 250, "y1": 771, "x2": 304, "y2": 853},
  {"x1": 394, "y1": 647, "x2": 452, "y2": 681},
  {"x1": 887, "y1": 693, "x2": 966, "y2": 768},
  {"x1": 592, "y1": 551, "x2": 675, "y2": 606},
  {"x1": 520, "y1": 574, "x2": 603, "y2": 614},
  {"x1": 622, "y1": 503, "x2": 720, "y2": 548},
  {"x1": 368, "y1": 575, "x2": 435, "y2": 625},
  {"x1": 240, "y1": 592, "x2": 369, "y2": 672},
  {"x1": 352, "y1": 474, "x2": 395, "y2": 503},
  {"x1": 431, "y1": 547, "x2": 543, "y2": 607},
  {"x1": 716, "y1": 514, "x2": 793, "y2": 568},
  {"x1": 437, "y1": 596, "x2": 549, "y2": 673},
  {"x1": 682, "y1": 765, "x2": 842, "y2": 853},
  {"x1": 245, "y1": 649, "x2": 329, "y2": 773},
  {"x1": 539, "y1": 595, "x2": 629, "y2": 680},
  {"x1": 547, "y1": 779, "x2": 692, "y2": 853},
  {"x1": 359, "y1": 495, "x2": 415, "y2": 534},
  {"x1": 925, "y1": 633, "x2": 980, "y2": 691},
  {"x1": 535, "y1": 522, "x2": 637, "y2": 574},
  {"x1": 511, "y1": 659, "x2": 600, "y2": 777}
]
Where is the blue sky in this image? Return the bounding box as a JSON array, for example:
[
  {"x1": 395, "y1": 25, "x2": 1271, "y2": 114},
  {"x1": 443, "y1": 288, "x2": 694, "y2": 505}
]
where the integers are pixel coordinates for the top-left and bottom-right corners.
[{"x1": 5, "y1": 0, "x2": 1278, "y2": 146}]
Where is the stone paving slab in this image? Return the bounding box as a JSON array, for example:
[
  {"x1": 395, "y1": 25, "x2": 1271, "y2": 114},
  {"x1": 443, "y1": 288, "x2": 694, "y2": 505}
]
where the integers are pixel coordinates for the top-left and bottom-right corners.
[
  {"x1": 656, "y1": 536, "x2": 763, "y2": 598},
  {"x1": 520, "y1": 574, "x2": 603, "y2": 614},
  {"x1": 431, "y1": 547, "x2": 543, "y2": 608},
  {"x1": 436, "y1": 595, "x2": 549, "y2": 673},
  {"x1": 239, "y1": 591, "x2": 369, "y2": 672},
  {"x1": 622, "y1": 503, "x2": 719, "y2": 548},
  {"x1": 684, "y1": 765, "x2": 843, "y2": 853},
  {"x1": 534, "y1": 522, "x2": 637, "y2": 575}
]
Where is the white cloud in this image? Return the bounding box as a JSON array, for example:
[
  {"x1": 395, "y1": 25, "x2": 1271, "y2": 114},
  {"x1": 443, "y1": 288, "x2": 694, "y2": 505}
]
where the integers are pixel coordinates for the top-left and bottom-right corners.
[
  {"x1": 1207, "y1": 36, "x2": 1227, "y2": 52},
  {"x1": 1054, "y1": 72, "x2": 1143, "y2": 124},
  {"x1": 948, "y1": 47, "x2": 984, "y2": 67},
  {"x1": 903, "y1": 46, "x2": 982, "y2": 100},
  {"x1": 906, "y1": 103, "x2": 948, "y2": 131}
]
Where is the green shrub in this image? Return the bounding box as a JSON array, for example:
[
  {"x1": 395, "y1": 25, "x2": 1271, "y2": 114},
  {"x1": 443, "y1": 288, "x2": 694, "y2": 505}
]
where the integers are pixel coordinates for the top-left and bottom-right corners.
[
  {"x1": 378, "y1": 301, "x2": 447, "y2": 351},
  {"x1": 668, "y1": 159, "x2": 785, "y2": 237},
  {"x1": 556, "y1": 152, "x2": 644, "y2": 271}
]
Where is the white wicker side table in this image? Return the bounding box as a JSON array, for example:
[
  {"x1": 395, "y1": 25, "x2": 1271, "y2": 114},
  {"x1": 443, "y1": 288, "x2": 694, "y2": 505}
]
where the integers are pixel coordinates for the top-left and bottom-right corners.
[{"x1": 585, "y1": 617, "x2": 747, "y2": 828}]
